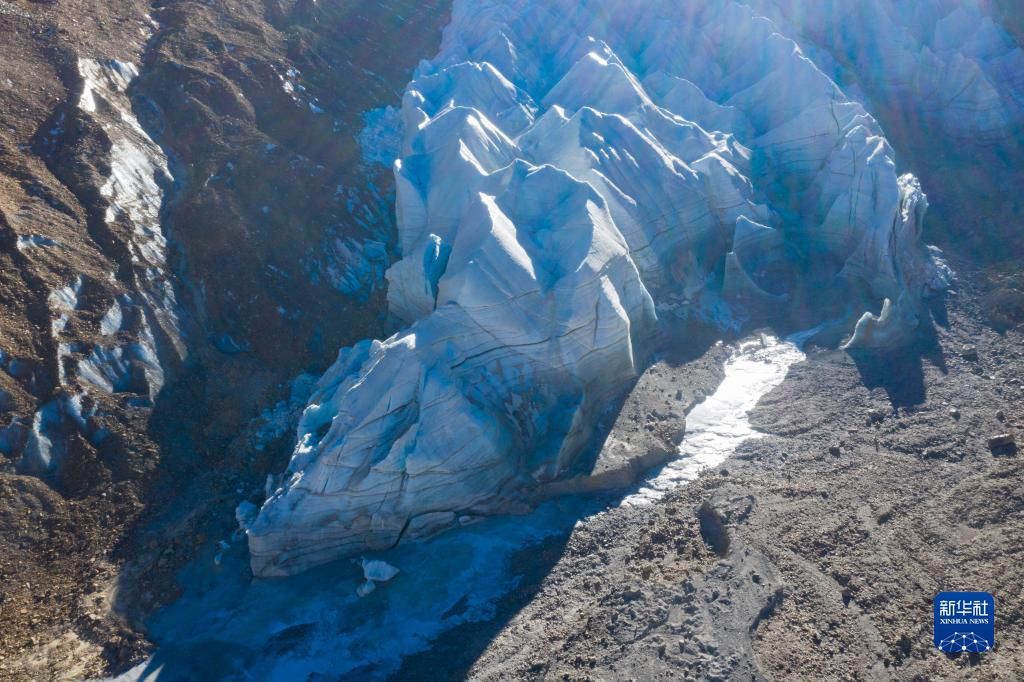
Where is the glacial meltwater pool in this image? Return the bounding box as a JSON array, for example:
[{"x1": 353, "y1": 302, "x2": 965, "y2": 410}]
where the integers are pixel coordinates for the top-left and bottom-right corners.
[{"x1": 110, "y1": 333, "x2": 809, "y2": 682}]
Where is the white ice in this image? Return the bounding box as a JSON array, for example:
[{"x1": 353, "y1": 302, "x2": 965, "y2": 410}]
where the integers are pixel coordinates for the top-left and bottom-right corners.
[
  {"x1": 78, "y1": 58, "x2": 186, "y2": 361},
  {"x1": 750, "y1": 0, "x2": 1024, "y2": 140},
  {"x1": 624, "y1": 334, "x2": 806, "y2": 506}
]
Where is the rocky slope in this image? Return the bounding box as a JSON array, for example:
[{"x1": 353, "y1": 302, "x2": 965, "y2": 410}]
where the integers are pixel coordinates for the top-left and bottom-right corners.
[
  {"x1": 0, "y1": 1, "x2": 175, "y2": 677},
  {"x1": 0, "y1": 0, "x2": 450, "y2": 678}
]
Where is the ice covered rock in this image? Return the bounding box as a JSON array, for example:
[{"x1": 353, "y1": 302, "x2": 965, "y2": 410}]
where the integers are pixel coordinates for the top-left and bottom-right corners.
[
  {"x1": 78, "y1": 59, "x2": 185, "y2": 361},
  {"x1": 248, "y1": 0, "x2": 947, "y2": 575}
]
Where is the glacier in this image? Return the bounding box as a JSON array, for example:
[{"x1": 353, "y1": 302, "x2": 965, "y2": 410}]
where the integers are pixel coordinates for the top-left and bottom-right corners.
[
  {"x1": 749, "y1": 0, "x2": 1024, "y2": 141},
  {"x1": 247, "y1": 0, "x2": 949, "y2": 576}
]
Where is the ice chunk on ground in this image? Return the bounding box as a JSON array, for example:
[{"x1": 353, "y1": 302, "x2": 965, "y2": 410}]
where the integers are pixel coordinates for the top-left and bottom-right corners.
[
  {"x1": 355, "y1": 558, "x2": 399, "y2": 597},
  {"x1": 362, "y1": 559, "x2": 400, "y2": 583}
]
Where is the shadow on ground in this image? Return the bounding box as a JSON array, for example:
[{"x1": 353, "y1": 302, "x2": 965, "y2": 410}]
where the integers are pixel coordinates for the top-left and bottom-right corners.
[{"x1": 388, "y1": 532, "x2": 574, "y2": 681}]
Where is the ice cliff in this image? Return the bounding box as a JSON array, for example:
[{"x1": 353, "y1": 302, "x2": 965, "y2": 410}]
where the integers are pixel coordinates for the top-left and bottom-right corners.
[{"x1": 248, "y1": 0, "x2": 948, "y2": 576}]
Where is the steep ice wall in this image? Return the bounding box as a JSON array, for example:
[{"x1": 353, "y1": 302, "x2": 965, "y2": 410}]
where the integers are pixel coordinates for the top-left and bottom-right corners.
[
  {"x1": 248, "y1": 0, "x2": 946, "y2": 576},
  {"x1": 749, "y1": 0, "x2": 1024, "y2": 141}
]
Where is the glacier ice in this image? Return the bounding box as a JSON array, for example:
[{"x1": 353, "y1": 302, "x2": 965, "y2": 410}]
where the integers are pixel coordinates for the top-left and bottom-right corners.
[
  {"x1": 248, "y1": 0, "x2": 947, "y2": 576},
  {"x1": 357, "y1": 558, "x2": 400, "y2": 598},
  {"x1": 748, "y1": 0, "x2": 1024, "y2": 141}
]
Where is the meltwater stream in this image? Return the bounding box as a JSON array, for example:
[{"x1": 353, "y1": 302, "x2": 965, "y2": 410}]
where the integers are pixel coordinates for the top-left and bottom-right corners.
[
  {"x1": 115, "y1": 333, "x2": 808, "y2": 682},
  {"x1": 623, "y1": 333, "x2": 808, "y2": 506}
]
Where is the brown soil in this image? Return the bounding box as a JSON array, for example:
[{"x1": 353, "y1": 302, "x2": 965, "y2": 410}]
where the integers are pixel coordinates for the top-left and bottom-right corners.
[{"x1": 439, "y1": 260, "x2": 1024, "y2": 681}]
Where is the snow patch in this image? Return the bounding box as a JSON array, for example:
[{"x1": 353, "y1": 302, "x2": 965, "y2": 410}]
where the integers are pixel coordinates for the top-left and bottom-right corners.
[
  {"x1": 48, "y1": 276, "x2": 82, "y2": 337},
  {"x1": 99, "y1": 299, "x2": 124, "y2": 336},
  {"x1": 16, "y1": 234, "x2": 58, "y2": 250}
]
